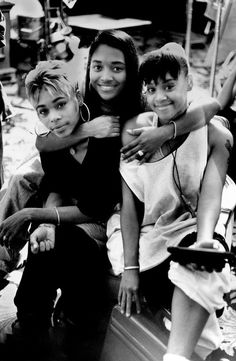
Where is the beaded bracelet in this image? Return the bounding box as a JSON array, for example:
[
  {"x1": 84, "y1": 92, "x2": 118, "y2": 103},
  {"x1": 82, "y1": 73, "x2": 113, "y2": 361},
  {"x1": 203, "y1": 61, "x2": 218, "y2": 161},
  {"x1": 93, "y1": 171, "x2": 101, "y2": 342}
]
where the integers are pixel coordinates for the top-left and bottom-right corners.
[
  {"x1": 124, "y1": 266, "x2": 140, "y2": 270},
  {"x1": 169, "y1": 120, "x2": 177, "y2": 139}
]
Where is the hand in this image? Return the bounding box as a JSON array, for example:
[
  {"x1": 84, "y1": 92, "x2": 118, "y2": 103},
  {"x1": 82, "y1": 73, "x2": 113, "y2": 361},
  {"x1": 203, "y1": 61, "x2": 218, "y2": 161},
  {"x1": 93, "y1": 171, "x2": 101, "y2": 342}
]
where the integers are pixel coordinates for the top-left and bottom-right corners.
[
  {"x1": 186, "y1": 239, "x2": 226, "y2": 272},
  {"x1": 195, "y1": 239, "x2": 225, "y2": 251},
  {"x1": 118, "y1": 270, "x2": 141, "y2": 317},
  {"x1": 89, "y1": 115, "x2": 120, "y2": 138},
  {"x1": 121, "y1": 126, "x2": 169, "y2": 163},
  {"x1": 0, "y1": 209, "x2": 31, "y2": 250},
  {"x1": 30, "y1": 224, "x2": 56, "y2": 254}
]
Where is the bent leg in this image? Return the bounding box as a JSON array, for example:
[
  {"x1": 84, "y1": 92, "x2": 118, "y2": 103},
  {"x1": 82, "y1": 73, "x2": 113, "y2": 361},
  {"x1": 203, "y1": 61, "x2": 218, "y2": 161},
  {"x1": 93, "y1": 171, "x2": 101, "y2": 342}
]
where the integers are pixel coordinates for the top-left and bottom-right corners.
[
  {"x1": 167, "y1": 286, "x2": 209, "y2": 359},
  {"x1": 168, "y1": 261, "x2": 231, "y2": 359},
  {"x1": 14, "y1": 243, "x2": 58, "y2": 329},
  {"x1": 57, "y1": 225, "x2": 108, "y2": 327},
  {"x1": 0, "y1": 154, "x2": 44, "y2": 274},
  {"x1": 0, "y1": 153, "x2": 44, "y2": 222}
]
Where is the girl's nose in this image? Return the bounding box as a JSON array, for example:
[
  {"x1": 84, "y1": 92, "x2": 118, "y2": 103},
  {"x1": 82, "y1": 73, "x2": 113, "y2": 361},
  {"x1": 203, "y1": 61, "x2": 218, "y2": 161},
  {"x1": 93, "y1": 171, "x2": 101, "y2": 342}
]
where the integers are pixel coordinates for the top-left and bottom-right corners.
[
  {"x1": 154, "y1": 90, "x2": 167, "y2": 102},
  {"x1": 49, "y1": 110, "x2": 61, "y2": 123},
  {"x1": 100, "y1": 68, "x2": 113, "y2": 81}
]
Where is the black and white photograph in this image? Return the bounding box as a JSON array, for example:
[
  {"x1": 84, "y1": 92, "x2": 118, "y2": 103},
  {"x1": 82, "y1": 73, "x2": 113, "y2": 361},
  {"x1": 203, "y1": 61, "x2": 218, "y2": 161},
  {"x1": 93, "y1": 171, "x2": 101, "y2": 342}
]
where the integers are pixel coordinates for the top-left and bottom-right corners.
[{"x1": 0, "y1": 1, "x2": 236, "y2": 360}]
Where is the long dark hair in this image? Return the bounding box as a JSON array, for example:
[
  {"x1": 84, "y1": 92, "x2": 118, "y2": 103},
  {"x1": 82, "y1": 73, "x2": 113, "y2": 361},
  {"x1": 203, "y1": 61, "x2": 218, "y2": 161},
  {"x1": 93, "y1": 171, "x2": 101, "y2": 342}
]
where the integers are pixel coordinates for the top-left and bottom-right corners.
[{"x1": 84, "y1": 29, "x2": 143, "y2": 123}]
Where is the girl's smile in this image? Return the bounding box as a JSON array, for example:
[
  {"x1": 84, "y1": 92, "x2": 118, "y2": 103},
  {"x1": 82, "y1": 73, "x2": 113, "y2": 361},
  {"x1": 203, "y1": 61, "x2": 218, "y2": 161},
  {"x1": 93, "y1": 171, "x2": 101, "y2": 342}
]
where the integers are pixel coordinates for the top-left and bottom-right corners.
[
  {"x1": 90, "y1": 44, "x2": 127, "y2": 101},
  {"x1": 145, "y1": 72, "x2": 191, "y2": 124}
]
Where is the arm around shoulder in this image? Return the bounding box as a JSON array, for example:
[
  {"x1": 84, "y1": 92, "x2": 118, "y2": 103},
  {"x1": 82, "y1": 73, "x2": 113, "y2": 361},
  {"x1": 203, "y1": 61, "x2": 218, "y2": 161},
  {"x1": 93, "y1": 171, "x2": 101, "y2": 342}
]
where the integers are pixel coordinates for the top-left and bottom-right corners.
[
  {"x1": 121, "y1": 112, "x2": 155, "y2": 146},
  {"x1": 174, "y1": 96, "x2": 221, "y2": 136},
  {"x1": 196, "y1": 124, "x2": 233, "y2": 243},
  {"x1": 36, "y1": 122, "x2": 92, "y2": 152}
]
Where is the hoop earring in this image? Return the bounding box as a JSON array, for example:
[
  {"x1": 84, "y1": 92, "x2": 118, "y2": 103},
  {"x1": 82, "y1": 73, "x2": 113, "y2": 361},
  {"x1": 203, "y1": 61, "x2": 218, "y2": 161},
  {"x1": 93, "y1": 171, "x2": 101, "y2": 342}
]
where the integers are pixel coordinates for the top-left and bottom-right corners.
[
  {"x1": 34, "y1": 125, "x2": 50, "y2": 138},
  {"x1": 80, "y1": 102, "x2": 90, "y2": 122}
]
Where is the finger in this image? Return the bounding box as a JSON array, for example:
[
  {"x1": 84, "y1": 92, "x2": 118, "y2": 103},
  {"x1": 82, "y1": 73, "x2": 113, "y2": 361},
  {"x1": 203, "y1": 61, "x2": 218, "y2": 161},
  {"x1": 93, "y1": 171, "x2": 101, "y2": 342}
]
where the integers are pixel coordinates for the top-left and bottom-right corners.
[
  {"x1": 134, "y1": 293, "x2": 141, "y2": 314},
  {"x1": 110, "y1": 129, "x2": 120, "y2": 137},
  {"x1": 214, "y1": 265, "x2": 224, "y2": 272},
  {"x1": 121, "y1": 140, "x2": 139, "y2": 154},
  {"x1": 120, "y1": 291, "x2": 126, "y2": 314},
  {"x1": 118, "y1": 287, "x2": 123, "y2": 306},
  {"x1": 45, "y1": 240, "x2": 51, "y2": 252},
  {"x1": 121, "y1": 146, "x2": 140, "y2": 160},
  {"x1": 112, "y1": 119, "x2": 120, "y2": 125},
  {"x1": 126, "y1": 128, "x2": 142, "y2": 136},
  {"x1": 184, "y1": 262, "x2": 198, "y2": 272},
  {"x1": 6, "y1": 233, "x2": 13, "y2": 244},
  {"x1": 30, "y1": 239, "x2": 39, "y2": 254},
  {"x1": 39, "y1": 242, "x2": 46, "y2": 253},
  {"x1": 139, "y1": 153, "x2": 151, "y2": 164},
  {"x1": 205, "y1": 265, "x2": 214, "y2": 273},
  {"x1": 112, "y1": 125, "x2": 120, "y2": 131},
  {"x1": 123, "y1": 154, "x2": 138, "y2": 163},
  {"x1": 126, "y1": 293, "x2": 132, "y2": 317},
  {"x1": 109, "y1": 132, "x2": 120, "y2": 138}
]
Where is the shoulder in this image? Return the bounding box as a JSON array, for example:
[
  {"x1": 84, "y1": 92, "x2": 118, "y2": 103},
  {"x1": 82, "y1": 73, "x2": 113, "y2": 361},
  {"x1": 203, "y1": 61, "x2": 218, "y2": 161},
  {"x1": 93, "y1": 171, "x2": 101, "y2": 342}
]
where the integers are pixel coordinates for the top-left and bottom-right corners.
[
  {"x1": 208, "y1": 117, "x2": 233, "y2": 151},
  {"x1": 122, "y1": 111, "x2": 155, "y2": 146},
  {"x1": 123, "y1": 111, "x2": 155, "y2": 131}
]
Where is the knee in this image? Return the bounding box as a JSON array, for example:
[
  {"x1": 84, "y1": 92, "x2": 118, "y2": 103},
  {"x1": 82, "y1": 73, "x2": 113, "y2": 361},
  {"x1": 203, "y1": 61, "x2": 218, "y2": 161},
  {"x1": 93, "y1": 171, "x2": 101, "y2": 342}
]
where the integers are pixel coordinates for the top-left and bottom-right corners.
[{"x1": 11, "y1": 171, "x2": 42, "y2": 192}]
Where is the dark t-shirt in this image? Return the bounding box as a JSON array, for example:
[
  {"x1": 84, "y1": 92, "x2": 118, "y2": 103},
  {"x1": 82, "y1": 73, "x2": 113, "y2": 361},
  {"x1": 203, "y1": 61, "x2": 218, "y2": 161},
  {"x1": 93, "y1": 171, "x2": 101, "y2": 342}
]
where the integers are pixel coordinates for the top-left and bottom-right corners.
[{"x1": 40, "y1": 136, "x2": 121, "y2": 221}]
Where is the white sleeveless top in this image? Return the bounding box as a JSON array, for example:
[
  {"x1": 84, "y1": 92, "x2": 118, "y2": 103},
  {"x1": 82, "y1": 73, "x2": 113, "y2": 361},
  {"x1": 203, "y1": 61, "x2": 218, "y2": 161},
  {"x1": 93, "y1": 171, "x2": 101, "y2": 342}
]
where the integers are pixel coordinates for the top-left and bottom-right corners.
[{"x1": 107, "y1": 121, "x2": 208, "y2": 275}]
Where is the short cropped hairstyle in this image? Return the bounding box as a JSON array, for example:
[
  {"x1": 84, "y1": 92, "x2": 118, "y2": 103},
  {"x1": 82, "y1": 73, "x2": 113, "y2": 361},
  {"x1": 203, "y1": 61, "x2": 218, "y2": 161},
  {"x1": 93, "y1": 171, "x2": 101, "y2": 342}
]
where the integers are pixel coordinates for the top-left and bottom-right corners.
[
  {"x1": 139, "y1": 42, "x2": 189, "y2": 85},
  {"x1": 25, "y1": 60, "x2": 80, "y2": 105}
]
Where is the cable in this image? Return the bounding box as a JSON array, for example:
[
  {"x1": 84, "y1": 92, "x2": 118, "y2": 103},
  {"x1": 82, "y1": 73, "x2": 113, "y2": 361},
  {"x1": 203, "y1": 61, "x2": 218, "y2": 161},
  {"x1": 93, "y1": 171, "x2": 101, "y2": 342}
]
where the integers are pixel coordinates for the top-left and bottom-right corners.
[{"x1": 171, "y1": 150, "x2": 196, "y2": 217}]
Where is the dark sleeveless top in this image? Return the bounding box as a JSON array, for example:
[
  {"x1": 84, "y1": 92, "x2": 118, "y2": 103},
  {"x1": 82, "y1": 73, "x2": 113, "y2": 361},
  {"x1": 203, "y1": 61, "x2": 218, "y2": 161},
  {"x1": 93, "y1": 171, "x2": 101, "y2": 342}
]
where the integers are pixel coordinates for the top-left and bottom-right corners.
[{"x1": 40, "y1": 136, "x2": 121, "y2": 221}]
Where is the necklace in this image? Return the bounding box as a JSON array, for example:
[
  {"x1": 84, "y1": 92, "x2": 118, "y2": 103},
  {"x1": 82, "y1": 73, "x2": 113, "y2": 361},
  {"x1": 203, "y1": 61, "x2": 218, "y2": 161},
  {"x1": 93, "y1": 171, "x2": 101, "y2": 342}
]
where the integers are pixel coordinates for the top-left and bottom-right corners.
[{"x1": 172, "y1": 149, "x2": 195, "y2": 217}]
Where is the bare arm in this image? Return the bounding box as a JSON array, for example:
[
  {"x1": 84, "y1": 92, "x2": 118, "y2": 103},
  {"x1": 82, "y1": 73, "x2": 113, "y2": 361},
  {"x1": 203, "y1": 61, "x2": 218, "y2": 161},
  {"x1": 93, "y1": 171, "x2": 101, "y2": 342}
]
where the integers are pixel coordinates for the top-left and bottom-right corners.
[
  {"x1": 29, "y1": 192, "x2": 94, "y2": 253},
  {"x1": 178, "y1": 96, "x2": 221, "y2": 130},
  {"x1": 36, "y1": 124, "x2": 90, "y2": 152},
  {"x1": 0, "y1": 191, "x2": 93, "y2": 248},
  {"x1": 36, "y1": 115, "x2": 120, "y2": 152},
  {"x1": 121, "y1": 97, "x2": 220, "y2": 163},
  {"x1": 217, "y1": 67, "x2": 236, "y2": 110},
  {"x1": 196, "y1": 123, "x2": 233, "y2": 244},
  {"x1": 118, "y1": 179, "x2": 141, "y2": 317}
]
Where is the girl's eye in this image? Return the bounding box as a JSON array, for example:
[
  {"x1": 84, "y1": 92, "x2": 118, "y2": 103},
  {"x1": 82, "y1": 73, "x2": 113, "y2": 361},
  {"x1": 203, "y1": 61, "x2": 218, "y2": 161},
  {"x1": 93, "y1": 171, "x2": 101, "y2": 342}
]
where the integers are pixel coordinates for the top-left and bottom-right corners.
[
  {"x1": 113, "y1": 66, "x2": 125, "y2": 73},
  {"x1": 165, "y1": 85, "x2": 174, "y2": 91},
  {"x1": 164, "y1": 82, "x2": 176, "y2": 91},
  {"x1": 56, "y1": 101, "x2": 66, "y2": 109},
  {"x1": 146, "y1": 87, "x2": 155, "y2": 94},
  {"x1": 38, "y1": 109, "x2": 48, "y2": 117},
  {"x1": 92, "y1": 64, "x2": 102, "y2": 72}
]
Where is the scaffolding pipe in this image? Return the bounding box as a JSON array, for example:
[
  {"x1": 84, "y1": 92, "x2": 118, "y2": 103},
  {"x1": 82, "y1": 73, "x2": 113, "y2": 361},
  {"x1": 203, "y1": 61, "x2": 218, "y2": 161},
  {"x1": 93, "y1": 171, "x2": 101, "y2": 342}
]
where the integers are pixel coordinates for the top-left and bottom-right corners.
[
  {"x1": 185, "y1": 0, "x2": 194, "y2": 62},
  {"x1": 209, "y1": 0, "x2": 224, "y2": 96}
]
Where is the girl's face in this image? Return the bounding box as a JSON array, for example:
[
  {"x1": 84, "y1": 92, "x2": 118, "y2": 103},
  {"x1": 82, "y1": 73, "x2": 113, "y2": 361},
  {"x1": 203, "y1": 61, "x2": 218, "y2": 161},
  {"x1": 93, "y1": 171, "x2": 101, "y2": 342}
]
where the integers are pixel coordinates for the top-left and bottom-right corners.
[
  {"x1": 89, "y1": 44, "x2": 127, "y2": 101},
  {"x1": 145, "y1": 71, "x2": 191, "y2": 124},
  {"x1": 34, "y1": 86, "x2": 80, "y2": 138}
]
